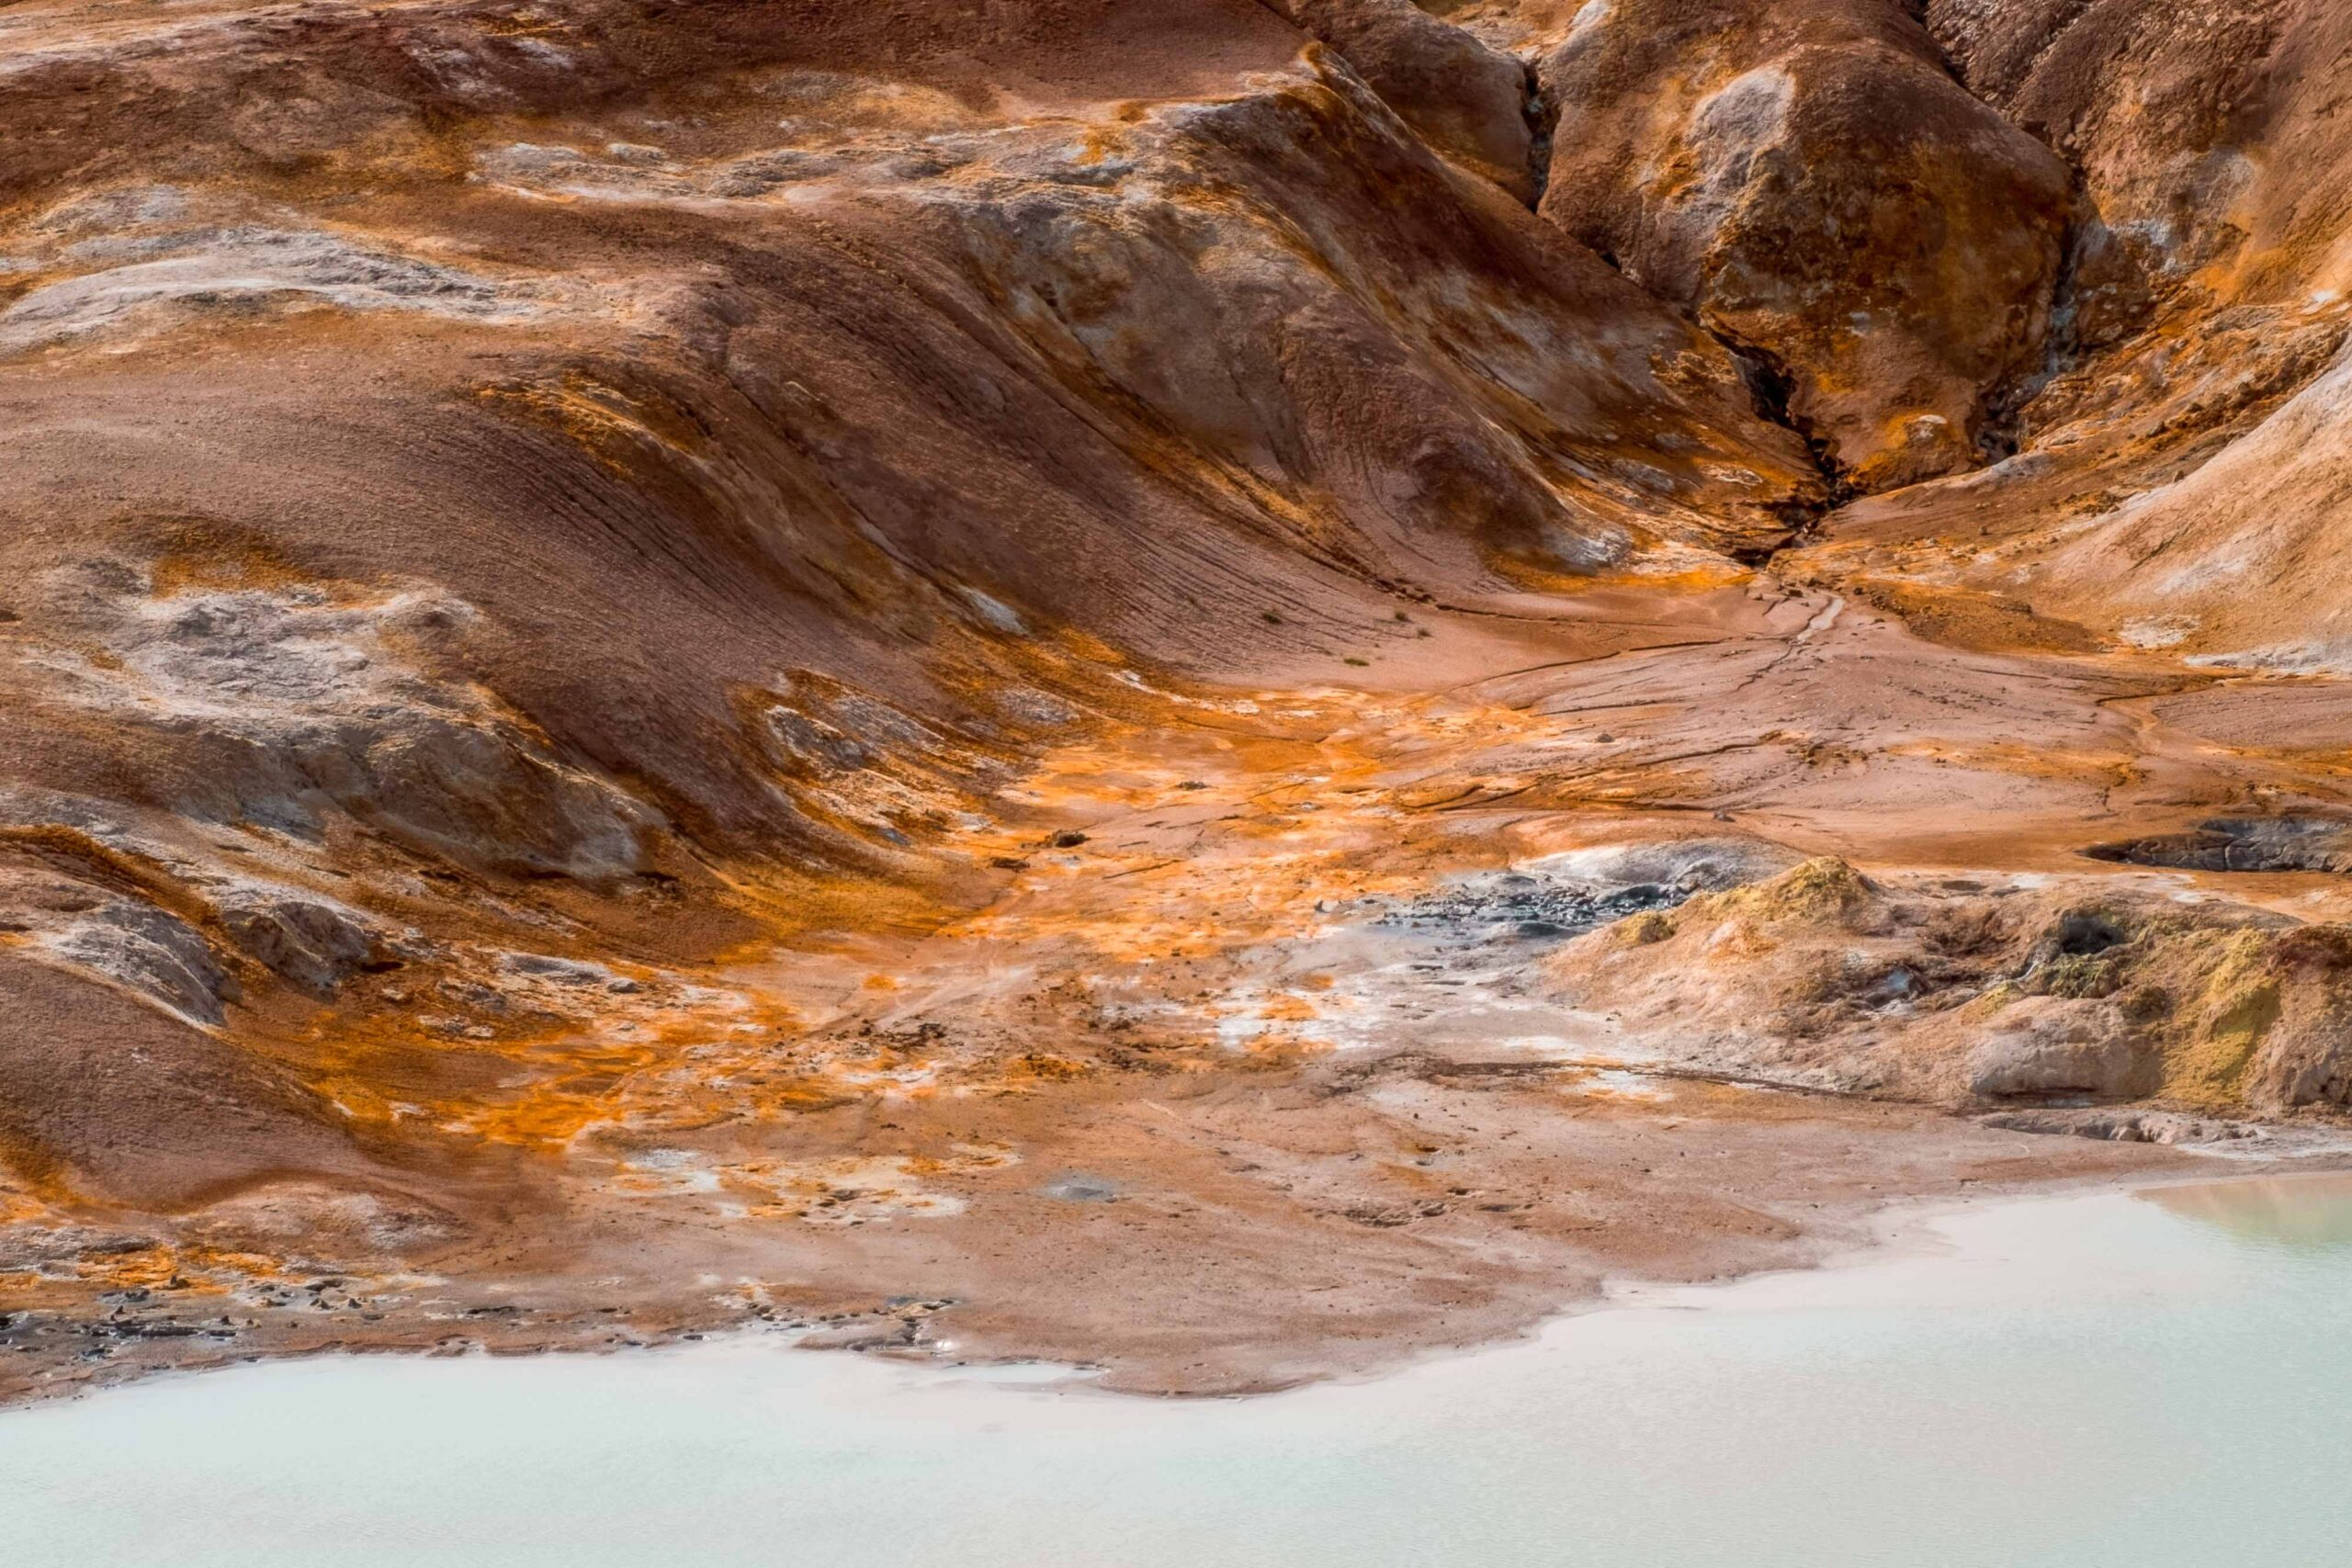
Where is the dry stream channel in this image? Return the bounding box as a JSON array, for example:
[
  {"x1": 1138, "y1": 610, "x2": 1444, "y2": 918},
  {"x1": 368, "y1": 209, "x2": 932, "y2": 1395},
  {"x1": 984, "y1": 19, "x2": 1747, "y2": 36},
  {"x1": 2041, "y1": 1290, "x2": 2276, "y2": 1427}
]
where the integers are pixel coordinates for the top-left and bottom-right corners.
[{"x1": 5, "y1": 1168, "x2": 2350, "y2": 1566}]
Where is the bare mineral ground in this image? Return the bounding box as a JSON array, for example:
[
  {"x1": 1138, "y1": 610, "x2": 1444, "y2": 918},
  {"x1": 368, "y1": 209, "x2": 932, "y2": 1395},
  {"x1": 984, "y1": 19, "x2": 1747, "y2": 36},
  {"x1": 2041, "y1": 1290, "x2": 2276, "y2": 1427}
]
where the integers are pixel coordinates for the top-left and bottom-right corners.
[{"x1": 6, "y1": 0, "x2": 2352, "y2": 1404}]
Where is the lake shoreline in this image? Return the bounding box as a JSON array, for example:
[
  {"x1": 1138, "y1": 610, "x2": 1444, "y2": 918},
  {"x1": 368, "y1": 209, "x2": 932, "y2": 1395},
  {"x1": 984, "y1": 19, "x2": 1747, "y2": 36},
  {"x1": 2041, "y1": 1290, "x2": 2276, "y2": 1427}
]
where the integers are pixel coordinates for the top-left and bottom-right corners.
[{"x1": 11, "y1": 1119, "x2": 2351, "y2": 1418}]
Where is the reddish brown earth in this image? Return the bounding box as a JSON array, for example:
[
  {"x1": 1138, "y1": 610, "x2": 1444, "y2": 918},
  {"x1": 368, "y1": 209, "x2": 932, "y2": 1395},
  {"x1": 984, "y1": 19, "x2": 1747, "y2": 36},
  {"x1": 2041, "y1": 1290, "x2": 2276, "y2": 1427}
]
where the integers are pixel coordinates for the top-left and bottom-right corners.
[{"x1": 5, "y1": 0, "x2": 2352, "y2": 1404}]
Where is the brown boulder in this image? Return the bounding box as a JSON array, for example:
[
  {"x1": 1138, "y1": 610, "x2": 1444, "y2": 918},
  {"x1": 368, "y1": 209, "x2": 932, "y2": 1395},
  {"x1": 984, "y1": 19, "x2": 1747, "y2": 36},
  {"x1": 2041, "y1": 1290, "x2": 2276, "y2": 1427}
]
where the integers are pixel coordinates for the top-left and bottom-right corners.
[{"x1": 1537, "y1": 0, "x2": 2074, "y2": 491}]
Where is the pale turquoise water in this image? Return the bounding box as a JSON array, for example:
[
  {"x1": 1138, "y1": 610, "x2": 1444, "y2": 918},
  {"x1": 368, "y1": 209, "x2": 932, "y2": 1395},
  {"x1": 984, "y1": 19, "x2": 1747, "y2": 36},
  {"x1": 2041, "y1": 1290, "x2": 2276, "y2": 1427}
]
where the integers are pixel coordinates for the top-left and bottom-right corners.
[{"x1": 6, "y1": 1172, "x2": 2352, "y2": 1567}]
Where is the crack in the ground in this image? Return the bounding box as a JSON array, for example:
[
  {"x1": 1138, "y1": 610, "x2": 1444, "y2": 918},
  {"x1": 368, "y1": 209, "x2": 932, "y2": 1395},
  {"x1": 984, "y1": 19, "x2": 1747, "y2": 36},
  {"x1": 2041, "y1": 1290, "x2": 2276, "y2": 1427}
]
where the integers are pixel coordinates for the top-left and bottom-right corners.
[
  {"x1": 1718, "y1": 334, "x2": 1854, "y2": 564},
  {"x1": 1519, "y1": 51, "x2": 1558, "y2": 209}
]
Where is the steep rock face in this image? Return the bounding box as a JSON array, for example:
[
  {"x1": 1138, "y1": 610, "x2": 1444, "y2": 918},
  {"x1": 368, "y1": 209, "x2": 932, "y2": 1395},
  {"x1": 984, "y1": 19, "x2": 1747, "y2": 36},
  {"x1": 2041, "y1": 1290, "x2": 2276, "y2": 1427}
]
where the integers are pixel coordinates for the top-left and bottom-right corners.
[
  {"x1": 1536, "y1": 0, "x2": 2074, "y2": 491},
  {"x1": 1796, "y1": 0, "x2": 2352, "y2": 664},
  {"x1": 1262, "y1": 0, "x2": 1536, "y2": 197},
  {"x1": 1928, "y1": 0, "x2": 2344, "y2": 301}
]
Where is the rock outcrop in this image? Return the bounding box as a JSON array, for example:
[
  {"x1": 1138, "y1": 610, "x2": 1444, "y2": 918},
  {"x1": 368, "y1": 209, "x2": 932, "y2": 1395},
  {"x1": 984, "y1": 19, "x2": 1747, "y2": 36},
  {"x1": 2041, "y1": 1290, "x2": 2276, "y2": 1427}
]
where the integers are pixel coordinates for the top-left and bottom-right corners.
[
  {"x1": 1794, "y1": 0, "x2": 2352, "y2": 667},
  {"x1": 1535, "y1": 0, "x2": 2075, "y2": 491},
  {"x1": 1553, "y1": 856, "x2": 2352, "y2": 1117}
]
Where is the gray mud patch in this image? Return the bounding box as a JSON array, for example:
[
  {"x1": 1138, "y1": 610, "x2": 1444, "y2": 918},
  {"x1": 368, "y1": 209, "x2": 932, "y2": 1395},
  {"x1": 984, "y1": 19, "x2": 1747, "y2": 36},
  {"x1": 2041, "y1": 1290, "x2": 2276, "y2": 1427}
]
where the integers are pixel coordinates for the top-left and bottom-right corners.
[
  {"x1": 1372, "y1": 873, "x2": 1686, "y2": 944},
  {"x1": 1214, "y1": 865, "x2": 1704, "y2": 1060},
  {"x1": 1038, "y1": 1173, "x2": 1122, "y2": 1203}
]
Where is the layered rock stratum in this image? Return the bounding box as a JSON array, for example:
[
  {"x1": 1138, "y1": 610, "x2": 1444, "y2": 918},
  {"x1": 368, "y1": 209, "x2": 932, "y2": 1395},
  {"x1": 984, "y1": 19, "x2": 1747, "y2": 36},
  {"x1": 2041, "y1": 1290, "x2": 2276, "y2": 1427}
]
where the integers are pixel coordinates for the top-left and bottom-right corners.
[{"x1": 4, "y1": 0, "x2": 2351, "y2": 1402}]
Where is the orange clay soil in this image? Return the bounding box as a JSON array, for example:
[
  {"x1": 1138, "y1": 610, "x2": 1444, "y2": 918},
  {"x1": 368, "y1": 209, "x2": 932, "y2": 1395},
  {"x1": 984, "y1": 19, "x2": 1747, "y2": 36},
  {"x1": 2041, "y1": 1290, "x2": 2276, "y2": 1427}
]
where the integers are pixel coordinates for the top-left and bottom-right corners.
[{"x1": 7, "y1": 0, "x2": 2352, "y2": 1404}]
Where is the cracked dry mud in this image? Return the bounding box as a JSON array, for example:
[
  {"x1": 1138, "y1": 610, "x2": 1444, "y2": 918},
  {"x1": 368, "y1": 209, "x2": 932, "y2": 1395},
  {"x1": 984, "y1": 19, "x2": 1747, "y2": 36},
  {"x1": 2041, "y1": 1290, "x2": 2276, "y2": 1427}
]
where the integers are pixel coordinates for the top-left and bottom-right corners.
[{"x1": 6, "y1": 0, "x2": 2352, "y2": 1405}]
